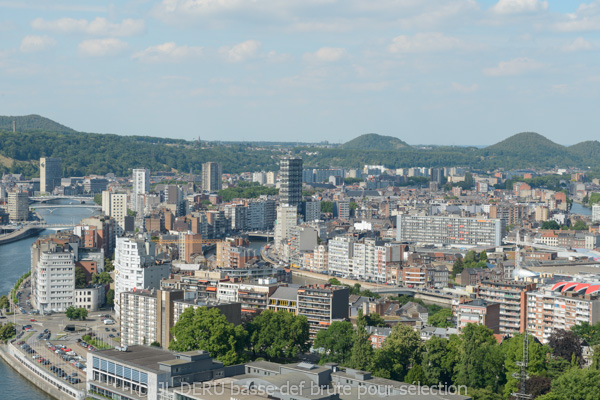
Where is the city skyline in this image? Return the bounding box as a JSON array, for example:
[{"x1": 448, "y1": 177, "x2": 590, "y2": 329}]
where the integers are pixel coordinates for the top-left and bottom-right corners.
[{"x1": 2, "y1": 1, "x2": 600, "y2": 145}]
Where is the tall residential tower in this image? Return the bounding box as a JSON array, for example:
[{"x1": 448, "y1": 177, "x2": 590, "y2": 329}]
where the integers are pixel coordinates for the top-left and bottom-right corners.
[
  {"x1": 279, "y1": 156, "x2": 302, "y2": 208},
  {"x1": 201, "y1": 162, "x2": 222, "y2": 192},
  {"x1": 40, "y1": 157, "x2": 61, "y2": 194}
]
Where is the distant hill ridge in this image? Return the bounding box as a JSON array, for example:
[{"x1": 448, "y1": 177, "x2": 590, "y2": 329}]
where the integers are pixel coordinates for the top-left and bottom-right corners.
[
  {"x1": 342, "y1": 133, "x2": 411, "y2": 150},
  {"x1": 0, "y1": 114, "x2": 76, "y2": 134}
]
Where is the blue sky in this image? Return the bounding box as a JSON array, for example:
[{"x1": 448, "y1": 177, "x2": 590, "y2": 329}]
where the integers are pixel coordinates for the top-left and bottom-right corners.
[{"x1": 1, "y1": 0, "x2": 600, "y2": 146}]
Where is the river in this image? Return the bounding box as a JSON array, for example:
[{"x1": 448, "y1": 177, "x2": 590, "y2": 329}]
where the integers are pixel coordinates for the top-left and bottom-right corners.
[
  {"x1": 571, "y1": 202, "x2": 592, "y2": 216},
  {"x1": 0, "y1": 200, "x2": 99, "y2": 400}
]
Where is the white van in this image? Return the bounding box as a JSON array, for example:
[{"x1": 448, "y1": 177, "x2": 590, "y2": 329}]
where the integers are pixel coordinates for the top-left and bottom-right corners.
[{"x1": 103, "y1": 319, "x2": 115, "y2": 325}]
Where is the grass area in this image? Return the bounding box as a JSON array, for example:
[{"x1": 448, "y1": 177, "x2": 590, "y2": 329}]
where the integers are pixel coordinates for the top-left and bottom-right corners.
[
  {"x1": 23, "y1": 332, "x2": 34, "y2": 340},
  {"x1": 89, "y1": 338, "x2": 112, "y2": 350}
]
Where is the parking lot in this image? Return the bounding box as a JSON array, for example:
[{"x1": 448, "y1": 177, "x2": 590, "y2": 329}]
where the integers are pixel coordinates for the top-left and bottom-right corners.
[{"x1": 11, "y1": 309, "x2": 121, "y2": 391}]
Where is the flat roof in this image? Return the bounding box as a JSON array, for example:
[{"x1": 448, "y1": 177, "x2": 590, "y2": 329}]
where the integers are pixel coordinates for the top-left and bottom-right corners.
[{"x1": 94, "y1": 345, "x2": 180, "y2": 374}]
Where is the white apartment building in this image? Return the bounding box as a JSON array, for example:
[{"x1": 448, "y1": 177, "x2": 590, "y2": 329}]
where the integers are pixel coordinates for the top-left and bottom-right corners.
[
  {"x1": 266, "y1": 171, "x2": 276, "y2": 185},
  {"x1": 328, "y1": 236, "x2": 355, "y2": 276},
  {"x1": 593, "y1": 204, "x2": 600, "y2": 223},
  {"x1": 114, "y1": 236, "x2": 171, "y2": 318},
  {"x1": 74, "y1": 285, "x2": 106, "y2": 312},
  {"x1": 102, "y1": 191, "x2": 129, "y2": 236},
  {"x1": 33, "y1": 244, "x2": 76, "y2": 312},
  {"x1": 7, "y1": 191, "x2": 29, "y2": 221},
  {"x1": 313, "y1": 245, "x2": 328, "y2": 272},
  {"x1": 217, "y1": 282, "x2": 239, "y2": 303},
  {"x1": 120, "y1": 290, "x2": 158, "y2": 346},
  {"x1": 274, "y1": 204, "x2": 297, "y2": 253},
  {"x1": 132, "y1": 168, "x2": 150, "y2": 217}
]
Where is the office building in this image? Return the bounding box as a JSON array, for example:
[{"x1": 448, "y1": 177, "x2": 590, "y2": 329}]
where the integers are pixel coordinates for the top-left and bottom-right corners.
[
  {"x1": 279, "y1": 156, "x2": 302, "y2": 207},
  {"x1": 40, "y1": 157, "x2": 61, "y2": 194},
  {"x1": 397, "y1": 214, "x2": 505, "y2": 247},
  {"x1": 201, "y1": 162, "x2": 222, "y2": 192},
  {"x1": 87, "y1": 346, "x2": 225, "y2": 400},
  {"x1": 477, "y1": 280, "x2": 536, "y2": 334},
  {"x1": 132, "y1": 168, "x2": 150, "y2": 216},
  {"x1": 114, "y1": 236, "x2": 171, "y2": 317},
  {"x1": 527, "y1": 282, "x2": 600, "y2": 344},
  {"x1": 297, "y1": 284, "x2": 349, "y2": 338},
  {"x1": 7, "y1": 191, "x2": 29, "y2": 221}
]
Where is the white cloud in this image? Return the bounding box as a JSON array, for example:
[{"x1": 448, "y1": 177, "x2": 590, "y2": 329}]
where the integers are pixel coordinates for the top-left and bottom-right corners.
[
  {"x1": 388, "y1": 32, "x2": 470, "y2": 53},
  {"x1": 451, "y1": 82, "x2": 479, "y2": 93},
  {"x1": 492, "y1": 0, "x2": 548, "y2": 15},
  {"x1": 219, "y1": 40, "x2": 261, "y2": 62},
  {"x1": 562, "y1": 37, "x2": 593, "y2": 52},
  {"x1": 31, "y1": 17, "x2": 144, "y2": 37},
  {"x1": 132, "y1": 42, "x2": 203, "y2": 63},
  {"x1": 302, "y1": 47, "x2": 346, "y2": 63},
  {"x1": 20, "y1": 35, "x2": 56, "y2": 53},
  {"x1": 78, "y1": 38, "x2": 128, "y2": 57},
  {"x1": 554, "y1": 2, "x2": 600, "y2": 32},
  {"x1": 483, "y1": 58, "x2": 543, "y2": 76}
]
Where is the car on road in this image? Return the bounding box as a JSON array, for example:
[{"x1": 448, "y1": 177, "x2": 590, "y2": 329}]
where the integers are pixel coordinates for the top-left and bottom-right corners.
[{"x1": 109, "y1": 334, "x2": 114, "y2": 338}]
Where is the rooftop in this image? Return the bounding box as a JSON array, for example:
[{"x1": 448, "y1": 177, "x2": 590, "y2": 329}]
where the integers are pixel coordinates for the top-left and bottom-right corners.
[{"x1": 94, "y1": 345, "x2": 184, "y2": 374}]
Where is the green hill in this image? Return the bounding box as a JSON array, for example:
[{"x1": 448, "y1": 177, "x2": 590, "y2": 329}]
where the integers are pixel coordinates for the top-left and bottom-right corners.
[
  {"x1": 568, "y1": 140, "x2": 600, "y2": 162},
  {"x1": 0, "y1": 114, "x2": 76, "y2": 134},
  {"x1": 477, "y1": 132, "x2": 571, "y2": 168},
  {"x1": 341, "y1": 133, "x2": 410, "y2": 151}
]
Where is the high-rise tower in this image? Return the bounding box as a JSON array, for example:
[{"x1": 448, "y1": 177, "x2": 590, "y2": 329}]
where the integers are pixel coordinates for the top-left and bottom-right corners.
[{"x1": 279, "y1": 156, "x2": 302, "y2": 208}]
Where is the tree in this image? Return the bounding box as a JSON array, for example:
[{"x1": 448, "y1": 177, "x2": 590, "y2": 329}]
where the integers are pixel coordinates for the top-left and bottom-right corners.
[
  {"x1": 78, "y1": 308, "x2": 88, "y2": 320},
  {"x1": 75, "y1": 266, "x2": 87, "y2": 289},
  {"x1": 66, "y1": 306, "x2": 76, "y2": 320},
  {"x1": 467, "y1": 388, "x2": 503, "y2": 400},
  {"x1": 349, "y1": 310, "x2": 374, "y2": 371},
  {"x1": 0, "y1": 323, "x2": 16, "y2": 341},
  {"x1": 479, "y1": 250, "x2": 488, "y2": 262},
  {"x1": 404, "y1": 364, "x2": 428, "y2": 385},
  {"x1": 541, "y1": 220, "x2": 560, "y2": 230},
  {"x1": 537, "y1": 368, "x2": 600, "y2": 400},
  {"x1": 502, "y1": 334, "x2": 548, "y2": 399},
  {"x1": 526, "y1": 375, "x2": 552, "y2": 399},
  {"x1": 106, "y1": 289, "x2": 115, "y2": 306},
  {"x1": 150, "y1": 341, "x2": 161, "y2": 347},
  {"x1": 428, "y1": 309, "x2": 454, "y2": 328},
  {"x1": 422, "y1": 335, "x2": 460, "y2": 386},
  {"x1": 548, "y1": 329, "x2": 583, "y2": 365},
  {"x1": 170, "y1": 307, "x2": 247, "y2": 366},
  {"x1": 320, "y1": 201, "x2": 334, "y2": 213},
  {"x1": 91, "y1": 272, "x2": 113, "y2": 285},
  {"x1": 591, "y1": 344, "x2": 600, "y2": 370},
  {"x1": 365, "y1": 313, "x2": 387, "y2": 327},
  {"x1": 571, "y1": 322, "x2": 600, "y2": 346},
  {"x1": 451, "y1": 258, "x2": 464, "y2": 278},
  {"x1": 104, "y1": 258, "x2": 114, "y2": 273},
  {"x1": 370, "y1": 323, "x2": 423, "y2": 381},
  {"x1": 313, "y1": 321, "x2": 354, "y2": 365},
  {"x1": 328, "y1": 278, "x2": 342, "y2": 286},
  {"x1": 248, "y1": 310, "x2": 310, "y2": 361},
  {"x1": 454, "y1": 324, "x2": 505, "y2": 391},
  {"x1": 93, "y1": 194, "x2": 102, "y2": 205},
  {"x1": 572, "y1": 219, "x2": 588, "y2": 231},
  {"x1": 0, "y1": 295, "x2": 10, "y2": 310}
]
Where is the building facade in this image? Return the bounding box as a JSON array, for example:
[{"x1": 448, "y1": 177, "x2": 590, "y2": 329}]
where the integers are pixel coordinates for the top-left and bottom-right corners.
[
  {"x1": 201, "y1": 162, "x2": 222, "y2": 192},
  {"x1": 279, "y1": 156, "x2": 302, "y2": 208},
  {"x1": 40, "y1": 157, "x2": 61, "y2": 194}
]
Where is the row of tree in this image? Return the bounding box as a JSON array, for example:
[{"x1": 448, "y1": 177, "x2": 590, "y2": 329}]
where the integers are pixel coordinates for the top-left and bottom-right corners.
[{"x1": 169, "y1": 308, "x2": 310, "y2": 366}]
